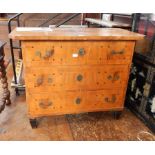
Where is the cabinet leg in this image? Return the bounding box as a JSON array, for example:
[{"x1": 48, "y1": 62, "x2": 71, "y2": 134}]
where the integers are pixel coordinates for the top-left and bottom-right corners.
[
  {"x1": 29, "y1": 119, "x2": 38, "y2": 129},
  {"x1": 113, "y1": 111, "x2": 122, "y2": 119}
]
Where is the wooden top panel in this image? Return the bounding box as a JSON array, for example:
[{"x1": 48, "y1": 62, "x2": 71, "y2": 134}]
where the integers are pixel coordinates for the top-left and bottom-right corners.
[{"x1": 9, "y1": 27, "x2": 144, "y2": 41}]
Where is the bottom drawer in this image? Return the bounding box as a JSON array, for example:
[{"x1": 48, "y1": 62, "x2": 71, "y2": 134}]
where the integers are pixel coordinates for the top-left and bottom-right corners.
[{"x1": 27, "y1": 89, "x2": 124, "y2": 117}]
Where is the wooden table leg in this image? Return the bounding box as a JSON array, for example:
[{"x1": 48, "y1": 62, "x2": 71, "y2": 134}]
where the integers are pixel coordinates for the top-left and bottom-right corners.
[
  {"x1": 29, "y1": 118, "x2": 38, "y2": 128},
  {"x1": 0, "y1": 42, "x2": 11, "y2": 113}
]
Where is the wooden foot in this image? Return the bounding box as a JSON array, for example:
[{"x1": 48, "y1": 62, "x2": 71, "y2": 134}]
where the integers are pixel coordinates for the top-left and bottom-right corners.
[
  {"x1": 29, "y1": 119, "x2": 38, "y2": 129},
  {"x1": 15, "y1": 88, "x2": 20, "y2": 96},
  {"x1": 113, "y1": 111, "x2": 122, "y2": 119}
]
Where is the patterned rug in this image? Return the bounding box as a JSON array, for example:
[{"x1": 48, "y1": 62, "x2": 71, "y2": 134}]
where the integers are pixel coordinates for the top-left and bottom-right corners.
[{"x1": 67, "y1": 110, "x2": 155, "y2": 140}]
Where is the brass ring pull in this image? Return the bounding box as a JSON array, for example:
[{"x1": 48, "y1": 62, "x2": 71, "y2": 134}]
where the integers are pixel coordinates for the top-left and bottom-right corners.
[
  {"x1": 43, "y1": 50, "x2": 54, "y2": 59},
  {"x1": 105, "y1": 95, "x2": 116, "y2": 103},
  {"x1": 111, "y1": 50, "x2": 125, "y2": 55},
  {"x1": 76, "y1": 74, "x2": 83, "y2": 81},
  {"x1": 78, "y1": 48, "x2": 85, "y2": 56},
  {"x1": 75, "y1": 98, "x2": 81, "y2": 104},
  {"x1": 39, "y1": 101, "x2": 53, "y2": 109}
]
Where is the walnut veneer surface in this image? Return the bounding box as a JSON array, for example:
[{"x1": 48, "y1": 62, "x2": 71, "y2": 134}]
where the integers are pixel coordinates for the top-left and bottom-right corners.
[{"x1": 9, "y1": 28, "x2": 144, "y2": 127}]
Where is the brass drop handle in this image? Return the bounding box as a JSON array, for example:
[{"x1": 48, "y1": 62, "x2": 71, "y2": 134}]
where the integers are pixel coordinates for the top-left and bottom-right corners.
[
  {"x1": 75, "y1": 98, "x2": 81, "y2": 104},
  {"x1": 105, "y1": 95, "x2": 116, "y2": 103},
  {"x1": 43, "y1": 50, "x2": 54, "y2": 59},
  {"x1": 76, "y1": 74, "x2": 83, "y2": 81},
  {"x1": 35, "y1": 76, "x2": 43, "y2": 86},
  {"x1": 107, "y1": 72, "x2": 120, "y2": 81},
  {"x1": 113, "y1": 74, "x2": 120, "y2": 81},
  {"x1": 111, "y1": 50, "x2": 125, "y2": 55},
  {"x1": 39, "y1": 101, "x2": 53, "y2": 109},
  {"x1": 78, "y1": 48, "x2": 85, "y2": 56}
]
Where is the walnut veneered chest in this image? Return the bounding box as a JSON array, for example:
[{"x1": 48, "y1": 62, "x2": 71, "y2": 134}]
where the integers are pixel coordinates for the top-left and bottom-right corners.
[{"x1": 9, "y1": 27, "x2": 144, "y2": 128}]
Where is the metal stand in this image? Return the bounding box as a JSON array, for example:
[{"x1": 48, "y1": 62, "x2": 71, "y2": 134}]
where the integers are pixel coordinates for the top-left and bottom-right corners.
[
  {"x1": 8, "y1": 13, "x2": 82, "y2": 96},
  {"x1": 8, "y1": 13, "x2": 23, "y2": 95}
]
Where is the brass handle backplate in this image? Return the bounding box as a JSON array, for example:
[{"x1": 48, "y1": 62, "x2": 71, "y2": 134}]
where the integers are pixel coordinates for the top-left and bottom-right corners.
[
  {"x1": 76, "y1": 74, "x2": 83, "y2": 81},
  {"x1": 78, "y1": 48, "x2": 85, "y2": 56},
  {"x1": 75, "y1": 98, "x2": 81, "y2": 104},
  {"x1": 111, "y1": 50, "x2": 125, "y2": 55},
  {"x1": 39, "y1": 101, "x2": 53, "y2": 109},
  {"x1": 43, "y1": 50, "x2": 54, "y2": 59},
  {"x1": 107, "y1": 72, "x2": 120, "y2": 81},
  {"x1": 105, "y1": 95, "x2": 116, "y2": 103}
]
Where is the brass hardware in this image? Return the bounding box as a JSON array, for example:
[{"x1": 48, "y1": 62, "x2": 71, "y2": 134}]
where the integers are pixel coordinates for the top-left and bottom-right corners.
[
  {"x1": 113, "y1": 74, "x2": 120, "y2": 81},
  {"x1": 105, "y1": 95, "x2": 116, "y2": 103},
  {"x1": 43, "y1": 50, "x2": 54, "y2": 59},
  {"x1": 75, "y1": 98, "x2": 81, "y2": 104},
  {"x1": 107, "y1": 72, "x2": 120, "y2": 81},
  {"x1": 77, "y1": 74, "x2": 83, "y2": 81},
  {"x1": 107, "y1": 75, "x2": 113, "y2": 80},
  {"x1": 78, "y1": 48, "x2": 85, "y2": 56},
  {"x1": 111, "y1": 50, "x2": 125, "y2": 55},
  {"x1": 35, "y1": 51, "x2": 41, "y2": 57},
  {"x1": 39, "y1": 101, "x2": 53, "y2": 109},
  {"x1": 35, "y1": 76, "x2": 43, "y2": 86}
]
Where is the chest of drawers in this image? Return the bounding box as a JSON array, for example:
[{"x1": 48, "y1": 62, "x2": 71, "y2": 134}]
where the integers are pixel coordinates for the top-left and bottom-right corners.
[{"x1": 9, "y1": 27, "x2": 144, "y2": 128}]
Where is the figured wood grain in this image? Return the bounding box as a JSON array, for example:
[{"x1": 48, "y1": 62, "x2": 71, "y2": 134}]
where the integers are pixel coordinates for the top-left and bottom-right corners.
[
  {"x1": 9, "y1": 27, "x2": 144, "y2": 41},
  {"x1": 22, "y1": 40, "x2": 135, "y2": 65},
  {"x1": 9, "y1": 27, "x2": 144, "y2": 121},
  {"x1": 27, "y1": 89, "x2": 124, "y2": 117},
  {"x1": 24, "y1": 65, "x2": 129, "y2": 92}
]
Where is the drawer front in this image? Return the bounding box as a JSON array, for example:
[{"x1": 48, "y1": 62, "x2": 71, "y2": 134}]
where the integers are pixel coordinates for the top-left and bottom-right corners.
[
  {"x1": 22, "y1": 41, "x2": 134, "y2": 65},
  {"x1": 106, "y1": 41, "x2": 135, "y2": 63},
  {"x1": 25, "y1": 65, "x2": 129, "y2": 92},
  {"x1": 27, "y1": 90, "x2": 124, "y2": 117}
]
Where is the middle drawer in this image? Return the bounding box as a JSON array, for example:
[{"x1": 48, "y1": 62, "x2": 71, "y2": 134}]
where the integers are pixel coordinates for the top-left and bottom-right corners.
[{"x1": 25, "y1": 65, "x2": 129, "y2": 92}]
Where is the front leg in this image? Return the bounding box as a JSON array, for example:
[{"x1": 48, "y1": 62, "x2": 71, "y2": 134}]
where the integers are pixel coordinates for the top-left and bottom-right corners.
[
  {"x1": 29, "y1": 118, "x2": 38, "y2": 128},
  {"x1": 113, "y1": 111, "x2": 122, "y2": 119}
]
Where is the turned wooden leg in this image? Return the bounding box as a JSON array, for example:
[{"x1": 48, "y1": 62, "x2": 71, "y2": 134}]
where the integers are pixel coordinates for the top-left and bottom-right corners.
[
  {"x1": 113, "y1": 111, "x2": 122, "y2": 119},
  {"x1": 29, "y1": 119, "x2": 38, "y2": 129},
  {"x1": 0, "y1": 42, "x2": 11, "y2": 113},
  {"x1": 0, "y1": 67, "x2": 11, "y2": 106}
]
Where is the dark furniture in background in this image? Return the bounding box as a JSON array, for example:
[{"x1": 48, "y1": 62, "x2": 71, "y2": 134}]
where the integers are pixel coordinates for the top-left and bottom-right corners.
[
  {"x1": 0, "y1": 42, "x2": 11, "y2": 113},
  {"x1": 126, "y1": 14, "x2": 155, "y2": 132}
]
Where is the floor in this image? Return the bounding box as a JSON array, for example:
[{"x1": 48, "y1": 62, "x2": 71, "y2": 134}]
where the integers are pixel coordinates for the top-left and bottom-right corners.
[{"x1": 0, "y1": 17, "x2": 155, "y2": 141}]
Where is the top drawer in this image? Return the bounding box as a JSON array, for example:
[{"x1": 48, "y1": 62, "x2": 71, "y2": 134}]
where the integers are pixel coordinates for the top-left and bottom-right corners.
[{"x1": 22, "y1": 41, "x2": 135, "y2": 65}]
